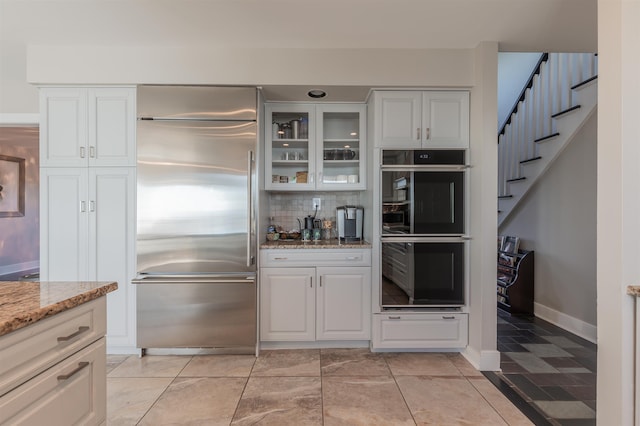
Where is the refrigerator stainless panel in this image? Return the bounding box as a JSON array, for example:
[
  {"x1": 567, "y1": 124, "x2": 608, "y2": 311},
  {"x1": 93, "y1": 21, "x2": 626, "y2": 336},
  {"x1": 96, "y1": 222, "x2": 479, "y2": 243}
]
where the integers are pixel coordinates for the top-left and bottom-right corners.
[
  {"x1": 137, "y1": 86, "x2": 257, "y2": 121},
  {"x1": 137, "y1": 119, "x2": 257, "y2": 274},
  {"x1": 136, "y1": 278, "x2": 256, "y2": 350}
]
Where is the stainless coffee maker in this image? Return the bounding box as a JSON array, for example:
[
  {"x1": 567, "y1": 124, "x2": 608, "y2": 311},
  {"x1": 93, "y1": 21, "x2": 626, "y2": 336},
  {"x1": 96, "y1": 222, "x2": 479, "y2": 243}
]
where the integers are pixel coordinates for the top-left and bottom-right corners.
[{"x1": 336, "y1": 206, "x2": 364, "y2": 242}]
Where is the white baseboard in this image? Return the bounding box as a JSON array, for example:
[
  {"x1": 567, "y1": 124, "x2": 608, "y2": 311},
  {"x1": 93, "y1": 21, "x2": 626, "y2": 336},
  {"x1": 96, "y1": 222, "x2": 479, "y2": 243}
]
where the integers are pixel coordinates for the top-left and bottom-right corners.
[
  {"x1": 534, "y1": 302, "x2": 597, "y2": 344},
  {"x1": 463, "y1": 346, "x2": 501, "y2": 371},
  {"x1": 0, "y1": 261, "x2": 39, "y2": 276}
]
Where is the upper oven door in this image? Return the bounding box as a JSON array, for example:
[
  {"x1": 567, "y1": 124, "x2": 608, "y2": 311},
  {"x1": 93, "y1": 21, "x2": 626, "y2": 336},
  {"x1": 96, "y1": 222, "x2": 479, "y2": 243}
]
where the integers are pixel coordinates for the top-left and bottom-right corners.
[
  {"x1": 413, "y1": 170, "x2": 464, "y2": 235},
  {"x1": 381, "y1": 149, "x2": 466, "y2": 236},
  {"x1": 381, "y1": 169, "x2": 464, "y2": 236}
]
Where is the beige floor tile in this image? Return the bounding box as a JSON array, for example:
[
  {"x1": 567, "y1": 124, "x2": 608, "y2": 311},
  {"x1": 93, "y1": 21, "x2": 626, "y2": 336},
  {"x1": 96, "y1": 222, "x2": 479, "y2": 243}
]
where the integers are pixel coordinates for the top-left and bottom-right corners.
[
  {"x1": 396, "y1": 376, "x2": 508, "y2": 425},
  {"x1": 446, "y1": 353, "x2": 484, "y2": 377},
  {"x1": 321, "y1": 348, "x2": 391, "y2": 376},
  {"x1": 385, "y1": 352, "x2": 462, "y2": 376},
  {"x1": 251, "y1": 349, "x2": 320, "y2": 376},
  {"x1": 469, "y1": 377, "x2": 534, "y2": 425},
  {"x1": 138, "y1": 377, "x2": 247, "y2": 425},
  {"x1": 107, "y1": 377, "x2": 173, "y2": 425},
  {"x1": 179, "y1": 354, "x2": 256, "y2": 377},
  {"x1": 232, "y1": 376, "x2": 322, "y2": 425},
  {"x1": 108, "y1": 355, "x2": 191, "y2": 378},
  {"x1": 322, "y1": 376, "x2": 414, "y2": 426},
  {"x1": 106, "y1": 355, "x2": 129, "y2": 375}
]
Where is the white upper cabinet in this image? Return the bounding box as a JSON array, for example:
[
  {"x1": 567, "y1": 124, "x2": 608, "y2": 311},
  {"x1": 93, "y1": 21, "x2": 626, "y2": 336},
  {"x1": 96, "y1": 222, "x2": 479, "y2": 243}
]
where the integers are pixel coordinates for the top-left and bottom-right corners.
[
  {"x1": 316, "y1": 104, "x2": 366, "y2": 191},
  {"x1": 265, "y1": 103, "x2": 316, "y2": 190},
  {"x1": 265, "y1": 103, "x2": 366, "y2": 191},
  {"x1": 373, "y1": 91, "x2": 469, "y2": 149},
  {"x1": 40, "y1": 87, "x2": 136, "y2": 167}
]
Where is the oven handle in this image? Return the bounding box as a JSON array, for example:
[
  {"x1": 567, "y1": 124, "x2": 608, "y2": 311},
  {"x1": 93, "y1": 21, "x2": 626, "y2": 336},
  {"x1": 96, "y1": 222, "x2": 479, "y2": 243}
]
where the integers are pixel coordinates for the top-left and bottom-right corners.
[
  {"x1": 381, "y1": 235, "x2": 471, "y2": 243},
  {"x1": 380, "y1": 164, "x2": 470, "y2": 171}
]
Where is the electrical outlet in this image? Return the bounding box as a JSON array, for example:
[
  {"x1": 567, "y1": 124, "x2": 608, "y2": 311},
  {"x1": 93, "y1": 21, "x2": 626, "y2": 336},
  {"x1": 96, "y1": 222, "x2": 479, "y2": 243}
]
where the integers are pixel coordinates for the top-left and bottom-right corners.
[{"x1": 312, "y1": 197, "x2": 321, "y2": 210}]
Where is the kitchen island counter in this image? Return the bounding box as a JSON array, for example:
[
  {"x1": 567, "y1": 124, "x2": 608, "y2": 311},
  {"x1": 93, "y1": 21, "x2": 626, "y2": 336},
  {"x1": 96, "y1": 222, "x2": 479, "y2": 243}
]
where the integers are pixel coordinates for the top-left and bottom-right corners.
[
  {"x1": 0, "y1": 281, "x2": 117, "y2": 336},
  {"x1": 261, "y1": 239, "x2": 371, "y2": 249}
]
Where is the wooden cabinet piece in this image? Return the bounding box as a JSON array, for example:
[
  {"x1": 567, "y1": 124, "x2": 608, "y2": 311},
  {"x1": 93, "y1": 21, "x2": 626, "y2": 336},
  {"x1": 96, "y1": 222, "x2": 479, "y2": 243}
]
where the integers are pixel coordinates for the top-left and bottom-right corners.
[
  {"x1": 497, "y1": 250, "x2": 534, "y2": 315},
  {"x1": 39, "y1": 86, "x2": 137, "y2": 352},
  {"x1": 259, "y1": 249, "x2": 372, "y2": 342},
  {"x1": 372, "y1": 90, "x2": 469, "y2": 149},
  {"x1": 265, "y1": 103, "x2": 366, "y2": 190},
  {"x1": 40, "y1": 167, "x2": 136, "y2": 349},
  {"x1": 0, "y1": 298, "x2": 107, "y2": 425},
  {"x1": 40, "y1": 86, "x2": 136, "y2": 167},
  {"x1": 372, "y1": 313, "x2": 468, "y2": 349}
]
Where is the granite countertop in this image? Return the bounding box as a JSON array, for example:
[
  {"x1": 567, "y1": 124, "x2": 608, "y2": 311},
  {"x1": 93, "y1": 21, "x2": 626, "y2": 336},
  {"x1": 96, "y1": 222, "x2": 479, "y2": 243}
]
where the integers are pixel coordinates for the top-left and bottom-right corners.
[
  {"x1": 261, "y1": 239, "x2": 371, "y2": 249},
  {"x1": 627, "y1": 286, "x2": 640, "y2": 296},
  {"x1": 0, "y1": 281, "x2": 117, "y2": 337}
]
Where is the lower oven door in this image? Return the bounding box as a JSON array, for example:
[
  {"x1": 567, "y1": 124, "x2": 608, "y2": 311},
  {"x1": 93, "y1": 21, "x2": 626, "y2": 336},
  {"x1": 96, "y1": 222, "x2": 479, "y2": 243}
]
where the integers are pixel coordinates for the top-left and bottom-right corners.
[{"x1": 381, "y1": 239, "x2": 465, "y2": 307}]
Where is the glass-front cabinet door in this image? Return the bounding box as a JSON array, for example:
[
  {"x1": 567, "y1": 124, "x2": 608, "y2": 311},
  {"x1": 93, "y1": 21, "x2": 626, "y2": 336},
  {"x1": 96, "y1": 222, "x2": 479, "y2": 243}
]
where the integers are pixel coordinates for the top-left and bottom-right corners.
[
  {"x1": 316, "y1": 104, "x2": 366, "y2": 190},
  {"x1": 265, "y1": 103, "x2": 366, "y2": 191},
  {"x1": 265, "y1": 104, "x2": 315, "y2": 190}
]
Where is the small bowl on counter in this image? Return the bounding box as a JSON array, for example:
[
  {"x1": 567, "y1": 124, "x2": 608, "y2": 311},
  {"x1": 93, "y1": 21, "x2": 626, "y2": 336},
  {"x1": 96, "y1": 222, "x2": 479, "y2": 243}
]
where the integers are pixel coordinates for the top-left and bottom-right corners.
[{"x1": 266, "y1": 232, "x2": 280, "y2": 241}]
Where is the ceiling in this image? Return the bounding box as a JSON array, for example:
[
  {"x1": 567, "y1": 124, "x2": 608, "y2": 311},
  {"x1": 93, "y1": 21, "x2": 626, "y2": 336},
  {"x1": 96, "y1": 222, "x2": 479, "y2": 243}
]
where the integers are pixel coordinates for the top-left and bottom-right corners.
[
  {"x1": 0, "y1": 0, "x2": 597, "y2": 105},
  {"x1": 1, "y1": 0, "x2": 597, "y2": 51}
]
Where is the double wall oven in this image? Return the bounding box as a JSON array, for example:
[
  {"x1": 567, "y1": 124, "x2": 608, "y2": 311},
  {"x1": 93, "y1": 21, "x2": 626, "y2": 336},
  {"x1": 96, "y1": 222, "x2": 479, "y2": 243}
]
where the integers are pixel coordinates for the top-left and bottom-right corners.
[{"x1": 380, "y1": 150, "x2": 468, "y2": 308}]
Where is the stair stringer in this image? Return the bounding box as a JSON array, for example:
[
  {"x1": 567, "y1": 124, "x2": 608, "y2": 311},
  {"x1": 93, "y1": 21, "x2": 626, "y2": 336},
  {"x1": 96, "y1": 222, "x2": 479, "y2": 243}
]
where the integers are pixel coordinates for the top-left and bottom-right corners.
[{"x1": 498, "y1": 80, "x2": 597, "y2": 227}]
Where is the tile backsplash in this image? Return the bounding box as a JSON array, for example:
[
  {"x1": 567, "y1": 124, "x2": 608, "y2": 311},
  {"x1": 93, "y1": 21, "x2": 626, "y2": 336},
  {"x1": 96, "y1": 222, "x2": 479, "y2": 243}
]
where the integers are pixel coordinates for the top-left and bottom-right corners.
[{"x1": 268, "y1": 192, "x2": 362, "y2": 232}]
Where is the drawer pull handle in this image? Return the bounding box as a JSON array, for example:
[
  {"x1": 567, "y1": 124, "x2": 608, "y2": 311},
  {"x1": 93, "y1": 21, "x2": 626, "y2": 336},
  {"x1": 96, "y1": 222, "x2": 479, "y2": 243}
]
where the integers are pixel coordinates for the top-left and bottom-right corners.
[
  {"x1": 57, "y1": 362, "x2": 90, "y2": 381},
  {"x1": 442, "y1": 316, "x2": 456, "y2": 320},
  {"x1": 388, "y1": 316, "x2": 401, "y2": 320},
  {"x1": 345, "y1": 256, "x2": 359, "y2": 260},
  {"x1": 273, "y1": 257, "x2": 288, "y2": 260},
  {"x1": 57, "y1": 326, "x2": 90, "y2": 342}
]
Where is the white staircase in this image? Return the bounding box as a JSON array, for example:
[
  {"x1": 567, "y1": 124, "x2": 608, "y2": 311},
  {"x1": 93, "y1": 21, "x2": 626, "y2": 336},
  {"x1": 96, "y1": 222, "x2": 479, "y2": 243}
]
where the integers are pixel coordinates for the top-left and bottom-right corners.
[{"x1": 498, "y1": 53, "x2": 598, "y2": 226}]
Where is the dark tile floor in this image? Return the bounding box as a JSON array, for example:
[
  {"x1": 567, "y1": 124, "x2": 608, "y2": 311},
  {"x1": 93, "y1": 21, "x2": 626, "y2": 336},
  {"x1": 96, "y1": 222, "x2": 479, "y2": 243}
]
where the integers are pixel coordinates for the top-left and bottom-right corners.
[{"x1": 485, "y1": 309, "x2": 597, "y2": 426}]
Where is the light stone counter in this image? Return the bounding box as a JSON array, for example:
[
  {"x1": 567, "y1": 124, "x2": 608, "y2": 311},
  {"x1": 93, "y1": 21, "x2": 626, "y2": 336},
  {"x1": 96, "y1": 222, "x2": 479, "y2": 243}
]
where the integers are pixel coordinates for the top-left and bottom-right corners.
[
  {"x1": 0, "y1": 281, "x2": 117, "y2": 336},
  {"x1": 628, "y1": 286, "x2": 640, "y2": 296},
  {"x1": 260, "y1": 239, "x2": 371, "y2": 249}
]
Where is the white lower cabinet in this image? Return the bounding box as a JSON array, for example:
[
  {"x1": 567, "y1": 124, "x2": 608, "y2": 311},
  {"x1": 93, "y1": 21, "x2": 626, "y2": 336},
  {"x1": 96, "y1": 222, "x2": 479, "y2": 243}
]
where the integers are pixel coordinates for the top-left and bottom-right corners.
[
  {"x1": 259, "y1": 252, "x2": 371, "y2": 343},
  {"x1": 372, "y1": 313, "x2": 468, "y2": 350},
  {"x1": 0, "y1": 298, "x2": 107, "y2": 425},
  {"x1": 40, "y1": 167, "x2": 136, "y2": 351}
]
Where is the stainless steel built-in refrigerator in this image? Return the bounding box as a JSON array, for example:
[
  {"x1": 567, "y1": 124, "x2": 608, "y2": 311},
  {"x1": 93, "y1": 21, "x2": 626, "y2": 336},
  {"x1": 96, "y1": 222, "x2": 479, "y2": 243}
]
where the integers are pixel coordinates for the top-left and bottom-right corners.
[{"x1": 133, "y1": 86, "x2": 257, "y2": 353}]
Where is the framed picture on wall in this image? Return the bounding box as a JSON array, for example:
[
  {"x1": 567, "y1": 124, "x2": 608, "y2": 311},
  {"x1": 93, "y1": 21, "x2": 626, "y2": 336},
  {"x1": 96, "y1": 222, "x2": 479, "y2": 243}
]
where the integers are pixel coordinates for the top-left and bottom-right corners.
[
  {"x1": 502, "y1": 236, "x2": 520, "y2": 254},
  {"x1": 0, "y1": 154, "x2": 26, "y2": 217}
]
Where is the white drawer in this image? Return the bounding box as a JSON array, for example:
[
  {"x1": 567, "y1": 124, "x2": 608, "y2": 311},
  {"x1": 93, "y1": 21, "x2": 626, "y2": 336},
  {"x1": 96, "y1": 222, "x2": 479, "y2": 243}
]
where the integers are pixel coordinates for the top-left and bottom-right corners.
[
  {"x1": 0, "y1": 298, "x2": 106, "y2": 396},
  {"x1": 372, "y1": 313, "x2": 468, "y2": 349},
  {"x1": 260, "y1": 249, "x2": 371, "y2": 267},
  {"x1": 0, "y1": 337, "x2": 106, "y2": 425}
]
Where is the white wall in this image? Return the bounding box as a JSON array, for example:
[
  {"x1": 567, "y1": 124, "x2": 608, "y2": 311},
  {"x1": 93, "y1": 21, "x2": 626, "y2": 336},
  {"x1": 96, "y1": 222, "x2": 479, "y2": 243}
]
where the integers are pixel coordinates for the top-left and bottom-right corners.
[
  {"x1": 497, "y1": 53, "x2": 543, "y2": 130},
  {"x1": 499, "y1": 113, "x2": 597, "y2": 339},
  {"x1": 597, "y1": 0, "x2": 640, "y2": 423}
]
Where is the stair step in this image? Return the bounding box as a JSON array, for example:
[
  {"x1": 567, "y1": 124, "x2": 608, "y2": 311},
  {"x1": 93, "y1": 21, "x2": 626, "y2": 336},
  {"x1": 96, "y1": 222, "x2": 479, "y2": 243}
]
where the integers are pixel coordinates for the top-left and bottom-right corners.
[
  {"x1": 571, "y1": 75, "x2": 598, "y2": 90},
  {"x1": 534, "y1": 132, "x2": 560, "y2": 143},
  {"x1": 520, "y1": 156, "x2": 542, "y2": 164},
  {"x1": 498, "y1": 195, "x2": 513, "y2": 199},
  {"x1": 507, "y1": 177, "x2": 527, "y2": 183},
  {"x1": 551, "y1": 105, "x2": 581, "y2": 119}
]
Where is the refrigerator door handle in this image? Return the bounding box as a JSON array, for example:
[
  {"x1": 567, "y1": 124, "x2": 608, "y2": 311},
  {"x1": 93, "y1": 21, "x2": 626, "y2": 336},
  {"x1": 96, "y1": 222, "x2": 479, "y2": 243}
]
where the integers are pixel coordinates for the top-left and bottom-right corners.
[
  {"x1": 132, "y1": 275, "x2": 256, "y2": 284},
  {"x1": 247, "y1": 150, "x2": 254, "y2": 267}
]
